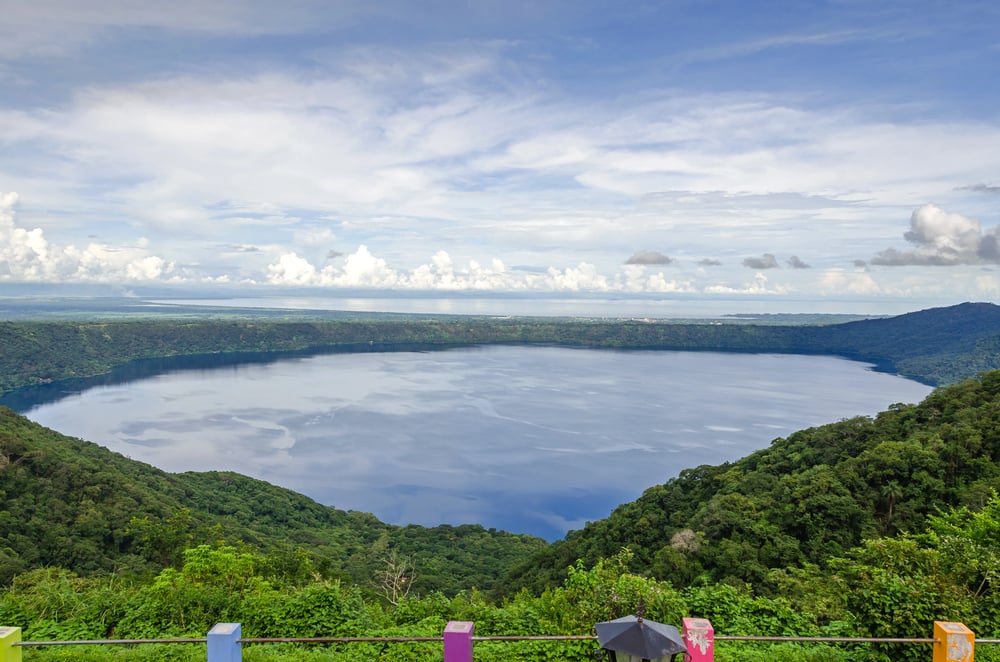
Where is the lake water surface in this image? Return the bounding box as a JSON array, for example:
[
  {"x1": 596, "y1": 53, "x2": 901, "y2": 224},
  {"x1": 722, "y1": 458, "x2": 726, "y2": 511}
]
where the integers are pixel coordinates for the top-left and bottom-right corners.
[{"x1": 19, "y1": 347, "x2": 934, "y2": 540}]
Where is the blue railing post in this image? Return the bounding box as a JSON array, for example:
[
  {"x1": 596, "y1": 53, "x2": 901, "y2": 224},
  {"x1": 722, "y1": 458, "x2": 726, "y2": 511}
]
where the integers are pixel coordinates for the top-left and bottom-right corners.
[
  {"x1": 207, "y1": 623, "x2": 242, "y2": 662},
  {"x1": 0, "y1": 627, "x2": 21, "y2": 662},
  {"x1": 443, "y1": 621, "x2": 475, "y2": 662}
]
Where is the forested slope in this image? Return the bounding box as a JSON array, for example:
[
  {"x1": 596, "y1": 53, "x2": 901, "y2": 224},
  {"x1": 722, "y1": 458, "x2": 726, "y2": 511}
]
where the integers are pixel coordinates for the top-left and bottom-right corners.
[
  {"x1": 0, "y1": 407, "x2": 544, "y2": 591},
  {"x1": 805, "y1": 301, "x2": 1000, "y2": 384},
  {"x1": 499, "y1": 370, "x2": 1000, "y2": 597},
  {"x1": 2, "y1": 302, "x2": 1000, "y2": 396}
]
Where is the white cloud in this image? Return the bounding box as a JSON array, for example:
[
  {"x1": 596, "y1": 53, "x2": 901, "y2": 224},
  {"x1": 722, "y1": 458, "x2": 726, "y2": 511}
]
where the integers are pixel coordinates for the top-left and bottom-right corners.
[
  {"x1": 619, "y1": 265, "x2": 696, "y2": 293},
  {"x1": 266, "y1": 252, "x2": 320, "y2": 286},
  {"x1": 7, "y1": 69, "x2": 996, "y2": 254},
  {"x1": 818, "y1": 269, "x2": 881, "y2": 295},
  {"x1": 263, "y1": 247, "x2": 700, "y2": 293},
  {"x1": 704, "y1": 272, "x2": 789, "y2": 295},
  {"x1": 337, "y1": 245, "x2": 400, "y2": 288},
  {"x1": 3, "y1": 3, "x2": 1000, "y2": 308},
  {"x1": 872, "y1": 204, "x2": 1000, "y2": 266},
  {"x1": 0, "y1": 192, "x2": 176, "y2": 282}
]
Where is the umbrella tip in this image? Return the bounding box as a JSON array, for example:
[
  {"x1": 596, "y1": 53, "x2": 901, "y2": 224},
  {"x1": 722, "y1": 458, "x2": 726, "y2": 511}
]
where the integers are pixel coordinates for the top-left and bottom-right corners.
[{"x1": 636, "y1": 597, "x2": 646, "y2": 622}]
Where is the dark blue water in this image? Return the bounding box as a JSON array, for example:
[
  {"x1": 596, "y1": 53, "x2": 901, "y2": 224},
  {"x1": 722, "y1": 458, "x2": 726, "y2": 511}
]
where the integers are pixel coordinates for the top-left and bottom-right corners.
[{"x1": 16, "y1": 346, "x2": 933, "y2": 540}]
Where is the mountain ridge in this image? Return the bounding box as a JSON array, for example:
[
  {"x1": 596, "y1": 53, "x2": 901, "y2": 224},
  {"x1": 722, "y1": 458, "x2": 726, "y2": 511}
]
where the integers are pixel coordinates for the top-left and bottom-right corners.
[{"x1": 2, "y1": 302, "x2": 1000, "y2": 400}]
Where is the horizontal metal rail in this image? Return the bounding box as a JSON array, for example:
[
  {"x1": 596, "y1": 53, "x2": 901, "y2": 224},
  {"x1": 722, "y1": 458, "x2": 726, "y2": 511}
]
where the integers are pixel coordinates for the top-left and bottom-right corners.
[
  {"x1": 473, "y1": 635, "x2": 597, "y2": 641},
  {"x1": 239, "y1": 636, "x2": 444, "y2": 643},
  {"x1": 715, "y1": 635, "x2": 937, "y2": 644},
  {"x1": 15, "y1": 637, "x2": 206, "y2": 647},
  {"x1": 14, "y1": 633, "x2": 1000, "y2": 647}
]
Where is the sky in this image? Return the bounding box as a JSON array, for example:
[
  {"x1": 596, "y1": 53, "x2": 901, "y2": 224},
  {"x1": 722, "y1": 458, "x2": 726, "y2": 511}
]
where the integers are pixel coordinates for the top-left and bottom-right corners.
[{"x1": 1, "y1": 0, "x2": 1000, "y2": 312}]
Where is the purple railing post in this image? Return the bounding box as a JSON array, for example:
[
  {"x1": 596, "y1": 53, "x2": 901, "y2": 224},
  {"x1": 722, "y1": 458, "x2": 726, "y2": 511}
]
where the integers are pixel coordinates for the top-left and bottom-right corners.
[
  {"x1": 207, "y1": 622, "x2": 242, "y2": 662},
  {"x1": 0, "y1": 627, "x2": 22, "y2": 662},
  {"x1": 683, "y1": 617, "x2": 714, "y2": 662},
  {"x1": 443, "y1": 620, "x2": 475, "y2": 662}
]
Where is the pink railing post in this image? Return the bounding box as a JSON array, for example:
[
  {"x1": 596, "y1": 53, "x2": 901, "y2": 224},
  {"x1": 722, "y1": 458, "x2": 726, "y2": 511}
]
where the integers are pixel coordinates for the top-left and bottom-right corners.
[
  {"x1": 683, "y1": 617, "x2": 714, "y2": 662},
  {"x1": 443, "y1": 620, "x2": 475, "y2": 662}
]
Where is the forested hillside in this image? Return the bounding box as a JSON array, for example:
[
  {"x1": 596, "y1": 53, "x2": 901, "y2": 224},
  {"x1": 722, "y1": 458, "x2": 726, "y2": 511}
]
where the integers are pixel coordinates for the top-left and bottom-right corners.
[
  {"x1": 5, "y1": 375, "x2": 1000, "y2": 660},
  {"x1": 499, "y1": 370, "x2": 1000, "y2": 597},
  {"x1": 2, "y1": 302, "x2": 1000, "y2": 397},
  {"x1": 4, "y1": 302, "x2": 1000, "y2": 661},
  {"x1": 0, "y1": 407, "x2": 544, "y2": 592}
]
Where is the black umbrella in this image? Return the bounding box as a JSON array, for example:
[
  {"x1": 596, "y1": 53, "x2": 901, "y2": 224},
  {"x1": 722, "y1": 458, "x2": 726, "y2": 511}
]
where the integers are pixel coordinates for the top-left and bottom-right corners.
[{"x1": 595, "y1": 615, "x2": 688, "y2": 660}]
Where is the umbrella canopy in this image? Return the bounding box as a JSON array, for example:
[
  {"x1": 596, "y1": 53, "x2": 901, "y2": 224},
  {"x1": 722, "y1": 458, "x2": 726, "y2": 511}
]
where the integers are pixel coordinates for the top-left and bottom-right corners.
[{"x1": 596, "y1": 615, "x2": 688, "y2": 659}]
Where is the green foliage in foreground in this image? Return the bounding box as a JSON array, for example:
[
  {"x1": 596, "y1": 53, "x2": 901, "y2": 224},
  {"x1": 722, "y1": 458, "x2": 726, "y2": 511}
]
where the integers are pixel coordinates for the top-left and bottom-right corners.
[
  {"x1": 5, "y1": 526, "x2": 1000, "y2": 662},
  {"x1": 4, "y1": 304, "x2": 1000, "y2": 658}
]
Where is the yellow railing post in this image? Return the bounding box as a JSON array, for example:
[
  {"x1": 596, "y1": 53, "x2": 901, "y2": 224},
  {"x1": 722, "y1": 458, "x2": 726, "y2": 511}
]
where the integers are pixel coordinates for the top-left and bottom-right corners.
[
  {"x1": 0, "y1": 627, "x2": 22, "y2": 662},
  {"x1": 934, "y1": 622, "x2": 974, "y2": 662}
]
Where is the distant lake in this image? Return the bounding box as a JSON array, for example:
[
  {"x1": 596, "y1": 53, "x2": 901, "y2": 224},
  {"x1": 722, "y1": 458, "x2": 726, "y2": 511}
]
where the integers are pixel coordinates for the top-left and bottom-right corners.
[{"x1": 15, "y1": 346, "x2": 933, "y2": 540}]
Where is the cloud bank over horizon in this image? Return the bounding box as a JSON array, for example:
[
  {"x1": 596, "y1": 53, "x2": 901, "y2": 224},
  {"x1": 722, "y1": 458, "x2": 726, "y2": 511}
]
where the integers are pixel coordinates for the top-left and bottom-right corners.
[
  {"x1": 1, "y1": 1, "x2": 999, "y2": 308},
  {"x1": 5, "y1": 190, "x2": 998, "y2": 302}
]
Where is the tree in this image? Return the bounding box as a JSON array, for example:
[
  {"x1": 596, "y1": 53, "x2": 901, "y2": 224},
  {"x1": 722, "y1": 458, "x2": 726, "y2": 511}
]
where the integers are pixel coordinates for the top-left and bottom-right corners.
[{"x1": 377, "y1": 548, "x2": 416, "y2": 606}]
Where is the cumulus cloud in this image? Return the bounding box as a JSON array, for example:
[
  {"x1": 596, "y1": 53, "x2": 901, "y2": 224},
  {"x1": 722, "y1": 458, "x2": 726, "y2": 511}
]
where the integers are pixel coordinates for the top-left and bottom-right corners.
[
  {"x1": 265, "y1": 247, "x2": 622, "y2": 292},
  {"x1": 742, "y1": 253, "x2": 779, "y2": 269},
  {"x1": 871, "y1": 204, "x2": 1000, "y2": 266},
  {"x1": 266, "y1": 252, "x2": 321, "y2": 286},
  {"x1": 0, "y1": 192, "x2": 826, "y2": 294},
  {"x1": 787, "y1": 255, "x2": 810, "y2": 269},
  {"x1": 625, "y1": 250, "x2": 672, "y2": 265},
  {"x1": 852, "y1": 259, "x2": 868, "y2": 268},
  {"x1": 704, "y1": 272, "x2": 788, "y2": 295},
  {"x1": 263, "y1": 245, "x2": 708, "y2": 293},
  {"x1": 0, "y1": 192, "x2": 175, "y2": 282},
  {"x1": 698, "y1": 258, "x2": 722, "y2": 267},
  {"x1": 618, "y1": 264, "x2": 696, "y2": 293},
  {"x1": 818, "y1": 268, "x2": 881, "y2": 295}
]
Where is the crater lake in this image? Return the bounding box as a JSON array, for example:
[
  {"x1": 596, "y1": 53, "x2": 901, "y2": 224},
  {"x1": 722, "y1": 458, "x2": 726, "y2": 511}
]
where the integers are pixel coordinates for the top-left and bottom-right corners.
[{"x1": 12, "y1": 346, "x2": 934, "y2": 540}]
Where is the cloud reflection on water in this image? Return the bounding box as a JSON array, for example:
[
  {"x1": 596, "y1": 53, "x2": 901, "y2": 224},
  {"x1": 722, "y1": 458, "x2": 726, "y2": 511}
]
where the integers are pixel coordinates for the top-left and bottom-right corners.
[{"x1": 25, "y1": 346, "x2": 933, "y2": 540}]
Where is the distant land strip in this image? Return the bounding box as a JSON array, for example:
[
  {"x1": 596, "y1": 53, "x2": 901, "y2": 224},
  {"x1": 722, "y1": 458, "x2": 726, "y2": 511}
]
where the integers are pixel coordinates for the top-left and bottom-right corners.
[{"x1": 3, "y1": 301, "x2": 1000, "y2": 396}]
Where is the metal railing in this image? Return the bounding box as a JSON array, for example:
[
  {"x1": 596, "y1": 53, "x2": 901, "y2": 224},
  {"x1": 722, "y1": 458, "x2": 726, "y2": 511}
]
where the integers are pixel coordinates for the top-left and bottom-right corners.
[{"x1": 0, "y1": 619, "x2": 987, "y2": 661}]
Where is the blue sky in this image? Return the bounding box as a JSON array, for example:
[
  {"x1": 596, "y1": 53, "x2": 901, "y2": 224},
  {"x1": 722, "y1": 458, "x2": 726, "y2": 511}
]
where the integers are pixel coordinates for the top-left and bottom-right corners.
[{"x1": 1, "y1": 0, "x2": 999, "y2": 310}]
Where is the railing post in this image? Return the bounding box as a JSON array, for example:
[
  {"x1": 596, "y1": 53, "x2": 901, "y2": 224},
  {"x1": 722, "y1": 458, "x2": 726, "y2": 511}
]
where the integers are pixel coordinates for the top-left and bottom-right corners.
[
  {"x1": 207, "y1": 622, "x2": 242, "y2": 662},
  {"x1": 0, "y1": 628, "x2": 21, "y2": 662},
  {"x1": 933, "y1": 622, "x2": 973, "y2": 662},
  {"x1": 443, "y1": 620, "x2": 475, "y2": 662},
  {"x1": 683, "y1": 617, "x2": 714, "y2": 662}
]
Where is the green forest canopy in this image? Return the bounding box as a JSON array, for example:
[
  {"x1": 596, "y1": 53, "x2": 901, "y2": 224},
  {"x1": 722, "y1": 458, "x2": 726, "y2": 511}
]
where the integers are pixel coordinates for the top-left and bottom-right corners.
[
  {"x1": 5, "y1": 372, "x2": 1000, "y2": 659},
  {"x1": 4, "y1": 301, "x2": 1000, "y2": 398},
  {"x1": 3, "y1": 303, "x2": 1000, "y2": 659}
]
